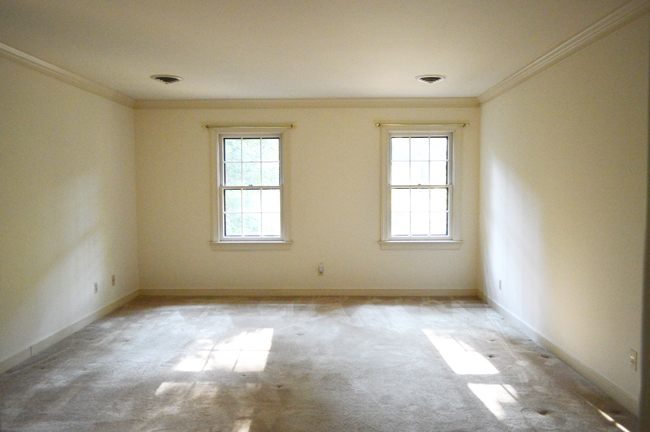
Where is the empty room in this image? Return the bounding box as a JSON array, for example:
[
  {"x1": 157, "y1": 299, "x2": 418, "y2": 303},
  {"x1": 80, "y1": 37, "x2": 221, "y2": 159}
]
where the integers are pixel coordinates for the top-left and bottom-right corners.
[{"x1": 1, "y1": 1, "x2": 649, "y2": 431}]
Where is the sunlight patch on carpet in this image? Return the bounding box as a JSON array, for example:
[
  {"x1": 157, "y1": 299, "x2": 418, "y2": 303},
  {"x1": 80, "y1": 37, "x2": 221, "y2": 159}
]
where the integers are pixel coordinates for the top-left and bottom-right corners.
[
  {"x1": 175, "y1": 329, "x2": 274, "y2": 373},
  {"x1": 468, "y1": 384, "x2": 518, "y2": 420},
  {"x1": 423, "y1": 329, "x2": 499, "y2": 375}
]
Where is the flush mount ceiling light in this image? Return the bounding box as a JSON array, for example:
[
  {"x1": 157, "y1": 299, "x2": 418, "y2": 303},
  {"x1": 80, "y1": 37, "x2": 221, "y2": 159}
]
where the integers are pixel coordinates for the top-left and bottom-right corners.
[
  {"x1": 416, "y1": 75, "x2": 446, "y2": 84},
  {"x1": 151, "y1": 74, "x2": 183, "y2": 84}
]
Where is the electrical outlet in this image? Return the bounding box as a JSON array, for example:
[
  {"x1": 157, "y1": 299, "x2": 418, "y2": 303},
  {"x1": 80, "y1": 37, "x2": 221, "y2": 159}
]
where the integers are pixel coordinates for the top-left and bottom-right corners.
[
  {"x1": 630, "y1": 349, "x2": 638, "y2": 371},
  {"x1": 111, "y1": 275, "x2": 116, "y2": 286},
  {"x1": 94, "y1": 282, "x2": 98, "y2": 294},
  {"x1": 499, "y1": 280, "x2": 502, "y2": 290}
]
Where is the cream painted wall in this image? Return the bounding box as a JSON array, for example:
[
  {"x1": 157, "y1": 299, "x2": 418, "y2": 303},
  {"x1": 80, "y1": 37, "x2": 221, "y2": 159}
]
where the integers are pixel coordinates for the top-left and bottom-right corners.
[
  {"x1": 135, "y1": 106, "x2": 479, "y2": 292},
  {"x1": 0, "y1": 58, "x2": 139, "y2": 366},
  {"x1": 480, "y1": 15, "x2": 649, "y2": 407}
]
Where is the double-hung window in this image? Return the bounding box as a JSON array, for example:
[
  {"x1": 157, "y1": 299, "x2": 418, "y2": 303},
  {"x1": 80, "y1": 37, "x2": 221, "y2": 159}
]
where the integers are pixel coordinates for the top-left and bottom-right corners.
[
  {"x1": 380, "y1": 124, "x2": 463, "y2": 249},
  {"x1": 210, "y1": 127, "x2": 291, "y2": 250}
]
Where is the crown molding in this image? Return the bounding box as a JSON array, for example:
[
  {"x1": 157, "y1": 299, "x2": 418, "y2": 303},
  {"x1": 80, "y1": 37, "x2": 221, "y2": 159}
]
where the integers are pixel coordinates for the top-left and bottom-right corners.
[
  {"x1": 7, "y1": 0, "x2": 644, "y2": 111},
  {"x1": 133, "y1": 97, "x2": 479, "y2": 110},
  {"x1": 478, "y1": 0, "x2": 650, "y2": 104},
  {"x1": 0, "y1": 42, "x2": 135, "y2": 108},
  {"x1": 0, "y1": 43, "x2": 476, "y2": 110}
]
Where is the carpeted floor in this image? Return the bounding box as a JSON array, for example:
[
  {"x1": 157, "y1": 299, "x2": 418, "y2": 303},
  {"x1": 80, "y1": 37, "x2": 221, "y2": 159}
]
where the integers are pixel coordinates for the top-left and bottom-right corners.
[{"x1": 0, "y1": 296, "x2": 638, "y2": 431}]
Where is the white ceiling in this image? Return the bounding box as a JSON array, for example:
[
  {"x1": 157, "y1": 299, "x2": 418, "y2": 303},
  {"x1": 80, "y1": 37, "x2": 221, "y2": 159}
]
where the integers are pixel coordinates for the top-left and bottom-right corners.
[{"x1": 0, "y1": 0, "x2": 632, "y2": 100}]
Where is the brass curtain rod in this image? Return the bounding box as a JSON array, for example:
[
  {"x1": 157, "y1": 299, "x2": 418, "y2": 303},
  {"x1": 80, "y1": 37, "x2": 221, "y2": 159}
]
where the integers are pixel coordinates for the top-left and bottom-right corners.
[
  {"x1": 202, "y1": 124, "x2": 296, "y2": 129},
  {"x1": 375, "y1": 122, "x2": 469, "y2": 127}
]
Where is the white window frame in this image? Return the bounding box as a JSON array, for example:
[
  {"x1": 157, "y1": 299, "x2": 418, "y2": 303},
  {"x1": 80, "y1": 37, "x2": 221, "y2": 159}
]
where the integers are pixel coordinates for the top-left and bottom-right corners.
[
  {"x1": 210, "y1": 127, "x2": 292, "y2": 251},
  {"x1": 379, "y1": 124, "x2": 463, "y2": 250}
]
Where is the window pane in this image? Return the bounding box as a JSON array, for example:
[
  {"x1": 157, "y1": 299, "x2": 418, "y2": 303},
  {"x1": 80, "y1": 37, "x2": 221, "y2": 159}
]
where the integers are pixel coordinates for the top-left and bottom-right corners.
[
  {"x1": 384, "y1": 132, "x2": 453, "y2": 241},
  {"x1": 430, "y1": 137, "x2": 448, "y2": 160},
  {"x1": 411, "y1": 188, "x2": 429, "y2": 212},
  {"x1": 411, "y1": 137, "x2": 429, "y2": 160},
  {"x1": 261, "y1": 162, "x2": 280, "y2": 186},
  {"x1": 391, "y1": 188, "x2": 410, "y2": 212},
  {"x1": 431, "y1": 188, "x2": 448, "y2": 212},
  {"x1": 410, "y1": 162, "x2": 429, "y2": 185},
  {"x1": 224, "y1": 139, "x2": 241, "y2": 162},
  {"x1": 262, "y1": 213, "x2": 281, "y2": 236},
  {"x1": 261, "y1": 189, "x2": 281, "y2": 213},
  {"x1": 225, "y1": 213, "x2": 242, "y2": 236},
  {"x1": 243, "y1": 213, "x2": 261, "y2": 236},
  {"x1": 219, "y1": 134, "x2": 285, "y2": 242},
  {"x1": 391, "y1": 138, "x2": 409, "y2": 161},
  {"x1": 242, "y1": 190, "x2": 261, "y2": 212},
  {"x1": 224, "y1": 189, "x2": 241, "y2": 212},
  {"x1": 225, "y1": 163, "x2": 242, "y2": 186},
  {"x1": 391, "y1": 212, "x2": 410, "y2": 236},
  {"x1": 262, "y1": 138, "x2": 280, "y2": 161},
  {"x1": 242, "y1": 162, "x2": 261, "y2": 186},
  {"x1": 431, "y1": 212, "x2": 448, "y2": 235},
  {"x1": 242, "y1": 138, "x2": 261, "y2": 161},
  {"x1": 411, "y1": 212, "x2": 429, "y2": 236},
  {"x1": 430, "y1": 161, "x2": 448, "y2": 185},
  {"x1": 391, "y1": 161, "x2": 409, "y2": 185}
]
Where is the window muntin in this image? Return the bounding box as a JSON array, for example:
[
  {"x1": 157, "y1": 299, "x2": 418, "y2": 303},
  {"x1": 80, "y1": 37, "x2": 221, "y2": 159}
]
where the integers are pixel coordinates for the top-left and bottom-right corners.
[
  {"x1": 378, "y1": 122, "x2": 464, "y2": 250},
  {"x1": 214, "y1": 131, "x2": 288, "y2": 243},
  {"x1": 223, "y1": 138, "x2": 280, "y2": 187},
  {"x1": 389, "y1": 134, "x2": 452, "y2": 238}
]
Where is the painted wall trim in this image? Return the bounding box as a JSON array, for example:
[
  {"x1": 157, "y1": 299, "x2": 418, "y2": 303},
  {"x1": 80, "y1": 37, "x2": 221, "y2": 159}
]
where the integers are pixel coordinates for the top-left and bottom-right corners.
[
  {"x1": 0, "y1": 42, "x2": 135, "y2": 108},
  {"x1": 0, "y1": 290, "x2": 140, "y2": 375},
  {"x1": 133, "y1": 97, "x2": 480, "y2": 110},
  {"x1": 478, "y1": 0, "x2": 650, "y2": 104},
  {"x1": 486, "y1": 295, "x2": 639, "y2": 416},
  {"x1": 139, "y1": 288, "x2": 479, "y2": 297},
  {"x1": 2, "y1": 3, "x2": 647, "y2": 112}
]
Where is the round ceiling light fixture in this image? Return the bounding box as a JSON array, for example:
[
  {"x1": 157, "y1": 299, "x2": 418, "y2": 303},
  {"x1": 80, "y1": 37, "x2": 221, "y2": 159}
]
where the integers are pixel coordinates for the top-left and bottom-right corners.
[
  {"x1": 151, "y1": 74, "x2": 183, "y2": 84},
  {"x1": 416, "y1": 75, "x2": 446, "y2": 84}
]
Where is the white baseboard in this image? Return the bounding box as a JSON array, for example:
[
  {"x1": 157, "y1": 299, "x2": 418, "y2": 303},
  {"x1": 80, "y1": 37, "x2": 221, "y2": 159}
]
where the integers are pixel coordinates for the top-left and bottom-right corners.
[
  {"x1": 486, "y1": 295, "x2": 639, "y2": 416},
  {"x1": 0, "y1": 290, "x2": 140, "y2": 375},
  {"x1": 139, "y1": 288, "x2": 480, "y2": 297}
]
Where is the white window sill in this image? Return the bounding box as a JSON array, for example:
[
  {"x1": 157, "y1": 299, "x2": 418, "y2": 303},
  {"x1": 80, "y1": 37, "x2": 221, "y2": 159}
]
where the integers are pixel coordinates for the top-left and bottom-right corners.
[
  {"x1": 210, "y1": 241, "x2": 293, "y2": 251},
  {"x1": 379, "y1": 240, "x2": 462, "y2": 250}
]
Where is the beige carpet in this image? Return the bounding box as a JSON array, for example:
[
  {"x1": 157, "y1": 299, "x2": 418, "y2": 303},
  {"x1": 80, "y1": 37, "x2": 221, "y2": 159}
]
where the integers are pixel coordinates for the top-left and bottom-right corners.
[{"x1": 0, "y1": 296, "x2": 638, "y2": 431}]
